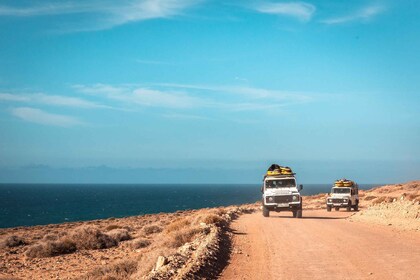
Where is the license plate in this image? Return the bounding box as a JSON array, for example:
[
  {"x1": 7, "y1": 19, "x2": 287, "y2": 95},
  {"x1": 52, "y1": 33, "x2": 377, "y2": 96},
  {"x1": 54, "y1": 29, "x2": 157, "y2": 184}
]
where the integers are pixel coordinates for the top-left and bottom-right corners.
[{"x1": 277, "y1": 203, "x2": 289, "y2": 207}]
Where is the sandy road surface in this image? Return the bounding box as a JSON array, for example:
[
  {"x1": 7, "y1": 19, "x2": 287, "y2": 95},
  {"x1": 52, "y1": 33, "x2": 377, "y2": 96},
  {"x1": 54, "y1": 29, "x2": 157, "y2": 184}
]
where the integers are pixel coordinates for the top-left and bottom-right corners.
[{"x1": 220, "y1": 210, "x2": 420, "y2": 280}]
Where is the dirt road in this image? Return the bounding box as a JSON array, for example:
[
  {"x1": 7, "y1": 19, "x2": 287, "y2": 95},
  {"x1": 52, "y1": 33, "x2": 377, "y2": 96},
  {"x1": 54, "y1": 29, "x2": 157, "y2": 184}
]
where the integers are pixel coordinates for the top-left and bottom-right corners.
[{"x1": 220, "y1": 210, "x2": 420, "y2": 280}]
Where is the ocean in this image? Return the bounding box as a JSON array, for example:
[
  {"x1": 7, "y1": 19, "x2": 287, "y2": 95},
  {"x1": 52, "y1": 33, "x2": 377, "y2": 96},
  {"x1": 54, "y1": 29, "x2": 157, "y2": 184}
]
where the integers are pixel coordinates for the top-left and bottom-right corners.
[{"x1": 0, "y1": 183, "x2": 380, "y2": 228}]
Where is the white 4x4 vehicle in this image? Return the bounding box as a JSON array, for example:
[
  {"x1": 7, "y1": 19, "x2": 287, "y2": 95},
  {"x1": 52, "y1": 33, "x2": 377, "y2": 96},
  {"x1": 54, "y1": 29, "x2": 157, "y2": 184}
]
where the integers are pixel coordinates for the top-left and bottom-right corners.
[
  {"x1": 261, "y1": 175, "x2": 303, "y2": 218},
  {"x1": 326, "y1": 182, "x2": 359, "y2": 212}
]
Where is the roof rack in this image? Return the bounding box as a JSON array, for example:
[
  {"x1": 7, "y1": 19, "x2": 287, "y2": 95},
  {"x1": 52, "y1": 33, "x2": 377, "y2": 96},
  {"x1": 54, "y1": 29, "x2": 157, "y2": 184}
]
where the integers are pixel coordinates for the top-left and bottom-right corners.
[{"x1": 264, "y1": 173, "x2": 296, "y2": 178}]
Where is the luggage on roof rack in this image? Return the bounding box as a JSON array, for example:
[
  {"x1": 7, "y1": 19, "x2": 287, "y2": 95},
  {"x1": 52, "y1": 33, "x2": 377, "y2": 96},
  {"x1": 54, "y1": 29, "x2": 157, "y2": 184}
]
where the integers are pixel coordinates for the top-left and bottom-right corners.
[
  {"x1": 334, "y1": 178, "x2": 355, "y2": 187},
  {"x1": 266, "y1": 164, "x2": 294, "y2": 177}
]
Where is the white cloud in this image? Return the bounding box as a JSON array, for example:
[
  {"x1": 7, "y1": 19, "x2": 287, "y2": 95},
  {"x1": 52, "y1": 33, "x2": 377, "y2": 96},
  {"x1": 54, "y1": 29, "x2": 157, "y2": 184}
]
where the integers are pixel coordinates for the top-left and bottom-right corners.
[
  {"x1": 157, "y1": 83, "x2": 311, "y2": 103},
  {"x1": 32, "y1": 93, "x2": 108, "y2": 108},
  {"x1": 0, "y1": 93, "x2": 30, "y2": 102},
  {"x1": 321, "y1": 4, "x2": 385, "y2": 25},
  {"x1": 75, "y1": 83, "x2": 312, "y2": 112},
  {"x1": 11, "y1": 107, "x2": 83, "y2": 127},
  {"x1": 0, "y1": 92, "x2": 109, "y2": 109},
  {"x1": 254, "y1": 1, "x2": 316, "y2": 21},
  {"x1": 75, "y1": 84, "x2": 205, "y2": 109},
  {"x1": 0, "y1": 0, "x2": 200, "y2": 31}
]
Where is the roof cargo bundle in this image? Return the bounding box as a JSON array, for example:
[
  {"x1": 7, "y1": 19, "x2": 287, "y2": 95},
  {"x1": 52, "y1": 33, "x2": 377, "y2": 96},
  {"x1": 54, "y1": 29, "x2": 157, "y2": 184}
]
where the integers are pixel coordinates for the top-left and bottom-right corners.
[
  {"x1": 266, "y1": 164, "x2": 295, "y2": 176},
  {"x1": 334, "y1": 178, "x2": 354, "y2": 187}
]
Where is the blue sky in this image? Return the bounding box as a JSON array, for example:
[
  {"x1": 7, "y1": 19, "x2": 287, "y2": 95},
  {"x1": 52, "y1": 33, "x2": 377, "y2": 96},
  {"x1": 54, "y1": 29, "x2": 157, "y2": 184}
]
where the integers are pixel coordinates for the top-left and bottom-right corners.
[{"x1": 0, "y1": 0, "x2": 419, "y2": 183}]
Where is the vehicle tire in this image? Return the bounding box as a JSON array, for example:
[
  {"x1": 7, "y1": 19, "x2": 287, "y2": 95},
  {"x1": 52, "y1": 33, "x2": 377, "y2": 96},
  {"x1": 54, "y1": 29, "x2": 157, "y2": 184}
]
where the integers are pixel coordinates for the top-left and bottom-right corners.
[
  {"x1": 335, "y1": 207, "x2": 339, "y2": 211},
  {"x1": 346, "y1": 203, "x2": 352, "y2": 212},
  {"x1": 262, "y1": 206, "x2": 270, "y2": 217},
  {"x1": 296, "y1": 209, "x2": 303, "y2": 218},
  {"x1": 292, "y1": 210, "x2": 297, "y2": 218},
  {"x1": 327, "y1": 205, "x2": 332, "y2": 212},
  {"x1": 353, "y1": 202, "x2": 359, "y2": 211}
]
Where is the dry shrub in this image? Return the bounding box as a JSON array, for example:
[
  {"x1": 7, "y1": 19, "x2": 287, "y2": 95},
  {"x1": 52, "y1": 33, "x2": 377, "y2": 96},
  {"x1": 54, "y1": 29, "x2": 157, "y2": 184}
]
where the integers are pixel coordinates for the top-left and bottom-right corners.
[
  {"x1": 164, "y1": 226, "x2": 203, "y2": 248},
  {"x1": 130, "y1": 238, "x2": 151, "y2": 249},
  {"x1": 25, "y1": 238, "x2": 76, "y2": 258},
  {"x1": 364, "y1": 195, "x2": 377, "y2": 201},
  {"x1": 1, "y1": 235, "x2": 26, "y2": 248},
  {"x1": 86, "y1": 260, "x2": 138, "y2": 280},
  {"x1": 199, "y1": 214, "x2": 224, "y2": 225},
  {"x1": 212, "y1": 208, "x2": 227, "y2": 215},
  {"x1": 165, "y1": 218, "x2": 190, "y2": 233},
  {"x1": 107, "y1": 229, "x2": 131, "y2": 242},
  {"x1": 406, "y1": 193, "x2": 420, "y2": 201},
  {"x1": 130, "y1": 248, "x2": 174, "y2": 278},
  {"x1": 42, "y1": 234, "x2": 59, "y2": 242},
  {"x1": 142, "y1": 224, "x2": 163, "y2": 235},
  {"x1": 372, "y1": 196, "x2": 394, "y2": 205},
  {"x1": 71, "y1": 226, "x2": 117, "y2": 250},
  {"x1": 105, "y1": 224, "x2": 121, "y2": 231}
]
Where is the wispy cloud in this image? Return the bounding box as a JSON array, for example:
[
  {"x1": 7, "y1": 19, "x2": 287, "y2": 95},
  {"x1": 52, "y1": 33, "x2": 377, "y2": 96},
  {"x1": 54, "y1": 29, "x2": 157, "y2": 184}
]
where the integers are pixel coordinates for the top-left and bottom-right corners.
[
  {"x1": 0, "y1": 0, "x2": 200, "y2": 31},
  {"x1": 253, "y1": 1, "x2": 316, "y2": 21},
  {"x1": 321, "y1": 4, "x2": 385, "y2": 25},
  {"x1": 11, "y1": 107, "x2": 83, "y2": 127},
  {"x1": 75, "y1": 84, "x2": 206, "y2": 109},
  {"x1": 74, "y1": 83, "x2": 312, "y2": 112},
  {"x1": 0, "y1": 92, "x2": 109, "y2": 109},
  {"x1": 0, "y1": 93, "x2": 30, "y2": 102}
]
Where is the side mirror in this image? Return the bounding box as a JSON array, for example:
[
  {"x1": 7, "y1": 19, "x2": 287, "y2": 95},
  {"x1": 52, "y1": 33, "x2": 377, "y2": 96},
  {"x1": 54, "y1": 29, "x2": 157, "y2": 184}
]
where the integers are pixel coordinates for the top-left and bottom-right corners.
[{"x1": 299, "y1": 184, "x2": 303, "y2": 190}]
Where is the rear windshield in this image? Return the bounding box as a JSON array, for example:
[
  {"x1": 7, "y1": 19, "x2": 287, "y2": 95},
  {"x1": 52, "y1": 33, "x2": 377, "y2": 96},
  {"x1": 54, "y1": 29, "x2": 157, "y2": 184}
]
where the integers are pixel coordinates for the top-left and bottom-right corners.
[
  {"x1": 266, "y1": 179, "x2": 296, "y2": 188},
  {"x1": 332, "y1": 188, "x2": 351, "y2": 193}
]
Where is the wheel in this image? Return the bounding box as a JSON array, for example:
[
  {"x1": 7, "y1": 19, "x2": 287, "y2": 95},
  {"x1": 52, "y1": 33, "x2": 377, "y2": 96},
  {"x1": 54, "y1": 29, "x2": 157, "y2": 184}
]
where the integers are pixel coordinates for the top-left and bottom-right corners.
[
  {"x1": 262, "y1": 206, "x2": 270, "y2": 217},
  {"x1": 335, "y1": 207, "x2": 339, "y2": 211},
  {"x1": 353, "y1": 202, "x2": 359, "y2": 211},
  {"x1": 296, "y1": 209, "x2": 303, "y2": 218},
  {"x1": 346, "y1": 203, "x2": 352, "y2": 212},
  {"x1": 292, "y1": 210, "x2": 297, "y2": 218},
  {"x1": 327, "y1": 205, "x2": 332, "y2": 212}
]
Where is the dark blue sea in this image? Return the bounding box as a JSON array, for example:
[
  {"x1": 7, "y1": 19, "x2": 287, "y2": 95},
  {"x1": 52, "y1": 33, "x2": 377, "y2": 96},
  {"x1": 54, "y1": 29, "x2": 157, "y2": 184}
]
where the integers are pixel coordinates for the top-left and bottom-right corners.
[{"x1": 0, "y1": 184, "x2": 380, "y2": 228}]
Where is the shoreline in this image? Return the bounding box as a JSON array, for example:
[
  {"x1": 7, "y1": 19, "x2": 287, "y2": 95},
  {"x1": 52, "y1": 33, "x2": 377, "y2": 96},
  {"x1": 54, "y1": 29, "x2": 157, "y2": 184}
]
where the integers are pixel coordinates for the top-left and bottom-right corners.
[
  {"x1": 1, "y1": 181, "x2": 418, "y2": 279},
  {"x1": 0, "y1": 183, "x2": 385, "y2": 229}
]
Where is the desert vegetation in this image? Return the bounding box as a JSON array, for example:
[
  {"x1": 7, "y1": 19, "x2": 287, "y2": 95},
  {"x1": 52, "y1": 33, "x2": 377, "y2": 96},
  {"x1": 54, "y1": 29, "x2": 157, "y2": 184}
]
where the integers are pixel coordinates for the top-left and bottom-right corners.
[
  {"x1": 1, "y1": 181, "x2": 418, "y2": 279},
  {"x1": 0, "y1": 205, "x2": 256, "y2": 279}
]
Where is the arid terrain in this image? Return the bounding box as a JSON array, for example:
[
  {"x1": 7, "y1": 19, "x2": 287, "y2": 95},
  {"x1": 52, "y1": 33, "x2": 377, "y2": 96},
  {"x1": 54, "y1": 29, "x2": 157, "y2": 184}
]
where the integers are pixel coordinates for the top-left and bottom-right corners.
[{"x1": 1, "y1": 181, "x2": 419, "y2": 279}]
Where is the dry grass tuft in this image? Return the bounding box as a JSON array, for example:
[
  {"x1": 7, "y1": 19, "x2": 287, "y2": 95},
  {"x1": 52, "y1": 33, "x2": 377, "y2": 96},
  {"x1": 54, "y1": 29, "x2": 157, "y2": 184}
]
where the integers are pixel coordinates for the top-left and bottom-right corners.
[
  {"x1": 142, "y1": 224, "x2": 163, "y2": 235},
  {"x1": 42, "y1": 234, "x2": 59, "y2": 242},
  {"x1": 25, "y1": 238, "x2": 76, "y2": 258},
  {"x1": 105, "y1": 224, "x2": 122, "y2": 231},
  {"x1": 130, "y1": 238, "x2": 151, "y2": 249},
  {"x1": 165, "y1": 218, "x2": 190, "y2": 233},
  {"x1": 164, "y1": 226, "x2": 203, "y2": 248},
  {"x1": 106, "y1": 229, "x2": 131, "y2": 242},
  {"x1": 70, "y1": 226, "x2": 117, "y2": 250},
  {"x1": 130, "y1": 248, "x2": 175, "y2": 278},
  {"x1": 198, "y1": 214, "x2": 224, "y2": 225},
  {"x1": 1, "y1": 235, "x2": 26, "y2": 248},
  {"x1": 372, "y1": 196, "x2": 394, "y2": 205},
  {"x1": 84, "y1": 260, "x2": 138, "y2": 280}
]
